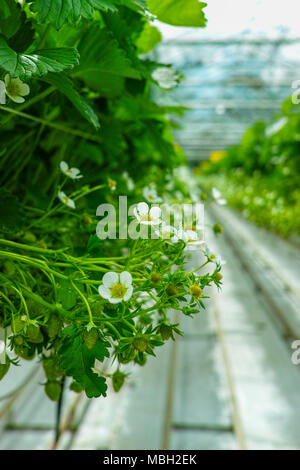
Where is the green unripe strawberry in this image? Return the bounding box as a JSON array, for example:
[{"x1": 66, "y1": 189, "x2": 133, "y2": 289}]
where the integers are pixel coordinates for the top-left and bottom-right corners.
[
  {"x1": 45, "y1": 381, "x2": 62, "y2": 401},
  {"x1": 159, "y1": 324, "x2": 173, "y2": 341},
  {"x1": 14, "y1": 316, "x2": 27, "y2": 334},
  {"x1": 166, "y1": 283, "x2": 178, "y2": 297},
  {"x1": 0, "y1": 357, "x2": 10, "y2": 381},
  {"x1": 14, "y1": 335, "x2": 25, "y2": 347},
  {"x1": 43, "y1": 357, "x2": 63, "y2": 380},
  {"x1": 134, "y1": 353, "x2": 147, "y2": 366},
  {"x1": 15, "y1": 343, "x2": 36, "y2": 361},
  {"x1": 150, "y1": 272, "x2": 161, "y2": 284},
  {"x1": 26, "y1": 324, "x2": 43, "y2": 344},
  {"x1": 70, "y1": 381, "x2": 83, "y2": 393},
  {"x1": 213, "y1": 223, "x2": 223, "y2": 234},
  {"x1": 47, "y1": 314, "x2": 63, "y2": 339},
  {"x1": 190, "y1": 284, "x2": 202, "y2": 299},
  {"x1": 132, "y1": 336, "x2": 148, "y2": 353},
  {"x1": 139, "y1": 313, "x2": 152, "y2": 326},
  {"x1": 118, "y1": 349, "x2": 136, "y2": 364},
  {"x1": 112, "y1": 370, "x2": 126, "y2": 392},
  {"x1": 91, "y1": 302, "x2": 103, "y2": 317},
  {"x1": 83, "y1": 328, "x2": 99, "y2": 350}
]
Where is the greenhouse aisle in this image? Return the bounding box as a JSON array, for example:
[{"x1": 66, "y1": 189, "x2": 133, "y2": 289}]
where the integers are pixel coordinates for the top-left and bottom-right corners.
[{"x1": 1, "y1": 206, "x2": 300, "y2": 450}]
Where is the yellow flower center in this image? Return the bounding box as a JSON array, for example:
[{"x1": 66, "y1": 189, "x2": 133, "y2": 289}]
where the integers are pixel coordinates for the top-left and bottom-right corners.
[
  {"x1": 210, "y1": 254, "x2": 216, "y2": 259},
  {"x1": 6, "y1": 79, "x2": 22, "y2": 97},
  {"x1": 110, "y1": 282, "x2": 127, "y2": 299},
  {"x1": 148, "y1": 194, "x2": 154, "y2": 200},
  {"x1": 63, "y1": 196, "x2": 69, "y2": 204},
  {"x1": 140, "y1": 213, "x2": 152, "y2": 222},
  {"x1": 66, "y1": 169, "x2": 73, "y2": 174},
  {"x1": 162, "y1": 230, "x2": 171, "y2": 238}
]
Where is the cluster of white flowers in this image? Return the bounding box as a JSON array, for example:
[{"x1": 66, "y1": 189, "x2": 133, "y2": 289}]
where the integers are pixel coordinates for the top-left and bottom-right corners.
[
  {"x1": 134, "y1": 202, "x2": 161, "y2": 226},
  {"x1": 0, "y1": 75, "x2": 30, "y2": 104},
  {"x1": 58, "y1": 161, "x2": 83, "y2": 209}
]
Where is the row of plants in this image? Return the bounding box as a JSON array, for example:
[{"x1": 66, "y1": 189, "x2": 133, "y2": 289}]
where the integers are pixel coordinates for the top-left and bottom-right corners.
[
  {"x1": 0, "y1": 1, "x2": 225, "y2": 403},
  {"x1": 197, "y1": 96, "x2": 300, "y2": 238}
]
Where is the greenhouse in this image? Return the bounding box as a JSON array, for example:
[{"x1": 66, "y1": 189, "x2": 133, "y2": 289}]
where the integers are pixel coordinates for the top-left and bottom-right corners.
[{"x1": 0, "y1": 0, "x2": 300, "y2": 453}]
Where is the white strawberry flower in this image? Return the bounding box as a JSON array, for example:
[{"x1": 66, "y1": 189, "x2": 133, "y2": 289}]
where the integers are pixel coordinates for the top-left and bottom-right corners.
[
  {"x1": 174, "y1": 227, "x2": 206, "y2": 248},
  {"x1": 204, "y1": 247, "x2": 226, "y2": 265},
  {"x1": 98, "y1": 271, "x2": 133, "y2": 304},
  {"x1": 143, "y1": 185, "x2": 162, "y2": 203},
  {"x1": 4, "y1": 74, "x2": 30, "y2": 104},
  {"x1": 212, "y1": 187, "x2": 226, "y2": 205},
  {"x1": 58, "y1": 191, "x2": 76, "y2": 209},
  {"x1": 134, "y1": 202, "x2": 161, "y2": 226},
  {"x1": 122, "y1": 172, "x2": 134, "y2": 191},
  {"x1": 60, "y1": 161, "x2": 83, "y2": 180},
  {"x1": 155, "y1": 223, "x2": 177, "y2": 240}
]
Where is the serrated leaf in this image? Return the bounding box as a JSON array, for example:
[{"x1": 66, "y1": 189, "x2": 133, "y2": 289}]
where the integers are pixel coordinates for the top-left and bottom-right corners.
[
  {"x1": 147, "y1": 0, "x2": 207, "y2": 27},
  {"x1": 31, "y1": 0, "x2": 119, "y2": 29},
  {"x1": 43, "y1": 73, "x2": 100, "y2": 128},
  {"x1": 136, "y1": 23, "x2": 162, "y2": 55},
  {"x1": 59, "y1": 325, "x2": 110, "y2": 398},
  {"x1": 74, "y1": 27, "x2": 140, "y2": 86},
  {"x1": 0, "y1": 37, "x2": 79, "y2": 80}
]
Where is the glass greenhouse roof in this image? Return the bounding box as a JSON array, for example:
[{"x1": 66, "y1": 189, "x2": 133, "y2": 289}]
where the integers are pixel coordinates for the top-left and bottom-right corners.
[{"x1": 155, "y1": 0, "x2": 300, "y2": 163}]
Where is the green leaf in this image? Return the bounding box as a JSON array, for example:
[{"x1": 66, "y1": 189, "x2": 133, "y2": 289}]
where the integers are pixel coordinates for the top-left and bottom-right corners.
[
  {"x1": 0, "y1": 37, "x2": 79, "y2": 80},
  {"x1": 59, "y1": 325, "x2": 110, "y2": 398},
  {"x1": 43, "y1": 73, "x2": 100, "y2": 128},
  {"x1": 147, "y1": 0, "x2": 207, "y2": 27},
  {"x1": 73, "y1": 26, "x2": 140, "y2": 93},
  {"x1": 0, "y1": 0, "x2": 22, "y2": 39},
  {"x1": 31, "y1": 0, "x2": 119, "y2": 29},
  {"x1": 136, "y1": 23, "x2": 162, "y2": 54},
  {"x1": 57, "y1": 278, "x2": 78, "y2": 310}
]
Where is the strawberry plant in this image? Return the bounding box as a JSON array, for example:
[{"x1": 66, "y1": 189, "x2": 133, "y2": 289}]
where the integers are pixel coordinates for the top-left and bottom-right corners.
[
  {"x1": 0, "y1": 0, "x2": 223, "y2": 402},
  {"x1": 198, "y1": 95, "x2": 300, "y2": 238}
]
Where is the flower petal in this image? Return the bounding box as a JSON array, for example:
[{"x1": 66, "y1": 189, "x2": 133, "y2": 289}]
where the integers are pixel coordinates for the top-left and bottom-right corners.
[
  {"x1": 212, "y1": 188, "x2": 221, "y2": 199},
  {"x1": 60, "y1": 161, "x2": 68, "y2": 173},
  {"x1": 133, "y1": 207, "x2": 140, "y2": 220},
  {"x1": 98, "y1": 285, "x2": 110, "y2": 299},
  {"x1": 120, "y1": 271, "x2": 132, "y2": 287},
  {"x1": 20, "y1": 83, "x2": 30, "y2": 96},
  {"x1": 137, "y1": 202, "x2": 148, "y2": 216},
  {"x1": 102, "y1": 271, "x2": 119, "y2": 288},
  {"x1": 123, "y1": 285, "x2": 133, "y2": 301},
  {"x1": 67, "y1": 198, "x2": 76, "y2": 209},
  {"x1": 149, "y1": 206, "x2": 161, "y2": 219},
  {"x1": 109, "y1": 297, "x2": 123, "y2": 304},
  {"x1": 10, "y1": 95, "x2": 25, "y2": 103}
]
